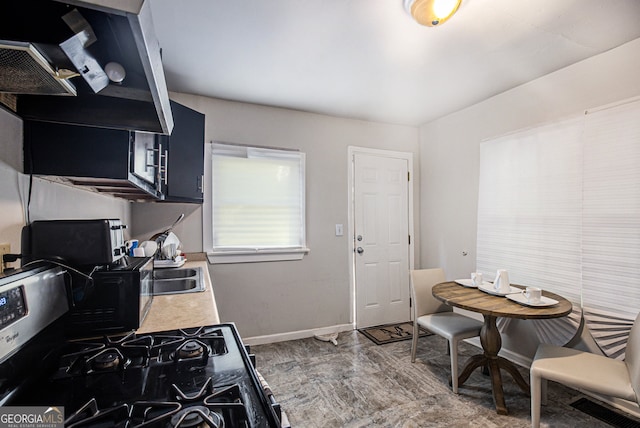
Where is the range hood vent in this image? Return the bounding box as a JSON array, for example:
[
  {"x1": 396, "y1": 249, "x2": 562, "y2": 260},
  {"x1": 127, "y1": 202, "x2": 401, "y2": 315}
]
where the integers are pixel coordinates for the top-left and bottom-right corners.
[
  {"x1": 0, "y1": 0, "x2": 173, "y2": 135},
  {"x1": 0, "y1": 40, "x2": 76, "y2": 96}
]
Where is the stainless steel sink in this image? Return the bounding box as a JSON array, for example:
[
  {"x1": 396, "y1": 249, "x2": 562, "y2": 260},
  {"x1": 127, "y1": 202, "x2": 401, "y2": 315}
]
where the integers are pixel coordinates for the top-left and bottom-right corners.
[
  {"x1": 154, "y1": 268, "x2": 199, "y2": 280},
  {"x1": 153, "y1": 266, "x2": 205, "y2": 295}
]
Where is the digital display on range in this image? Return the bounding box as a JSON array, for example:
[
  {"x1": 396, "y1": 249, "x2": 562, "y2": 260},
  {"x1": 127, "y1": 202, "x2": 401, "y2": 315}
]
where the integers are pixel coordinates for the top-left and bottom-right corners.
[{"x1": 0, "y1": 286, "x2": 26, "y2": 330}]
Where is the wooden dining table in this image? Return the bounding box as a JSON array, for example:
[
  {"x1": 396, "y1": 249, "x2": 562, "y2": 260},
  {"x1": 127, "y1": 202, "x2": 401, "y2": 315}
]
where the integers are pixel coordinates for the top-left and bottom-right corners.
[{"x1": 432, "y1": 281, "x2": 572, "y2": 415}]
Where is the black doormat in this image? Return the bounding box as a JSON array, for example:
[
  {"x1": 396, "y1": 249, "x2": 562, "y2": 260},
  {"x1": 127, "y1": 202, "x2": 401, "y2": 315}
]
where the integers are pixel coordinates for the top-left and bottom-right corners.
[
  {"x1": 570, "y1": 397, "x2": 640, "y2": 428},
  {"x1": 358, "y1": 321, "x2": 431, "y2": 345}
]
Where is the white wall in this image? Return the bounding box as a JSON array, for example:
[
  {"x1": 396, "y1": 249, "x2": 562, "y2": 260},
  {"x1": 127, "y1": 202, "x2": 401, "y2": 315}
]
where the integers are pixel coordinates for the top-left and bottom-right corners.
[
  {"x1": 419, "y1": 38, "x2": 640, "y2": 360},
  {"x1": 132, "y1": 96, "x2": 420, "y2": 339},
  {"x1": 0, "y1": 108, "x2": 132, "y2": 264}
]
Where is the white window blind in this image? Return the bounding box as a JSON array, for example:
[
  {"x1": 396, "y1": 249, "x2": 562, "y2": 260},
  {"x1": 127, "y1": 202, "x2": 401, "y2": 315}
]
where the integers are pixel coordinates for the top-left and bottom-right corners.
[
  {"x1": 209, "y1": 143, "x2": 307, "y2": 262},
  {"x1": 477, "y1": 98, "x2": 640, "y2": 356},
  {"x1": 582, "y1": 101, "x2": 640, "y2": 358},
  {"x1": 477, "y1": 119, "x2": 584, "y2": 346},
  {"x1": 477, "y1": 118, "x2": 584, "y2": 302}
]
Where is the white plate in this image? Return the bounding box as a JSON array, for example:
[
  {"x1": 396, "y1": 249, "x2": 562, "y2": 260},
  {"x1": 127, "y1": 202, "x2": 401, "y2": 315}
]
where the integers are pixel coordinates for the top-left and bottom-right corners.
[
  {"x1": 454, "y1": 279, "x2": 493, "y2": 288},
  {"x1": 506, "y1": 293, "x2": 559, "y2": 307},
  {"x1": 139, "y1": 240, "x2": 158, "y2": 257},
  {"x1": 478, "y1": 284, "x2": 521, "y2": 296}
]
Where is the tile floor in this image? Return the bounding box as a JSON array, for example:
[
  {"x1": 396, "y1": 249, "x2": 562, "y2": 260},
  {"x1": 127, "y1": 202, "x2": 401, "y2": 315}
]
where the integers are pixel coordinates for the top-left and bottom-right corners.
[{"x1": 253, "y1": 330, "x2": 623, "y2": 427}]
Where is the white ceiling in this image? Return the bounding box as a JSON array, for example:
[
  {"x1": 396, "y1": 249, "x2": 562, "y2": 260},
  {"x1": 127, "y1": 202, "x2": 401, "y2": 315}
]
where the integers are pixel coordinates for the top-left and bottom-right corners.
[{"x1": 149, "y1": 0, "x2": 640, "y2": 126}]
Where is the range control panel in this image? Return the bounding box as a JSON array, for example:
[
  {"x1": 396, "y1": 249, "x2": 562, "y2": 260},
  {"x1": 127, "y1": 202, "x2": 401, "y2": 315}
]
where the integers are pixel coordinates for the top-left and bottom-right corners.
[
  {"x1": 0, "y1": 266, "x2": 68, "y2": 363},
  {"x1": 0, "y1": 285, "x2": 26, "y2": 330}
]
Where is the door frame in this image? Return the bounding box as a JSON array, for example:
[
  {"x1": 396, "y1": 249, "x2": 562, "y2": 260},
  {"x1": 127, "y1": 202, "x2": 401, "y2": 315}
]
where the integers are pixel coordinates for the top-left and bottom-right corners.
[{"x1": 347, "y1": 146, "x2": 415, "y2": 328}]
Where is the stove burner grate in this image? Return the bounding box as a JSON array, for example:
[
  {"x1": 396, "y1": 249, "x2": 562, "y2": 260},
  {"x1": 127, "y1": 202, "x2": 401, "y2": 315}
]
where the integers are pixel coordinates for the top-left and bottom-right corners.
[
  {"x1": 65, "y1": 398, "x2": 130, "y2": 428},
  {"x1": 87, "y1": 347, "x2": 129, "y2": 372},
  {"x1": 66, "y1": 399, "x2": 184, "y2": 427},
  {"x1": 170, "y1": 405, "x2": 223, "y2": 428},
  {"x1": 171, "y1": 379, "x2": 250, "y2": 427},
  {"x1": 154, "y1": 329, "x2": 227, "y2": 366},
  {"x1": 178, "y1": 340, "x2": 205, "y2": 359},
  {"x1": 92, "y1": 350, "x2": 121, "y2": 370},
  {"x1": 15, "y1": 324, "x2": 280, "y2": 427},
  {"x1": 63, "y1": 381, "x2": 249, "y2": 428},
  {"x1": 171, "y1": 339, "x2": 209, "y2": 365}
]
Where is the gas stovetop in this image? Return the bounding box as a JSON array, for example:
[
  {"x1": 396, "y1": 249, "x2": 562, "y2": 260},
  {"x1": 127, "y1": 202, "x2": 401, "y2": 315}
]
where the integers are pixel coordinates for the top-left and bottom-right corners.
[{"x1": 12, "y1": 324, "x2": 281, "y2": 428}]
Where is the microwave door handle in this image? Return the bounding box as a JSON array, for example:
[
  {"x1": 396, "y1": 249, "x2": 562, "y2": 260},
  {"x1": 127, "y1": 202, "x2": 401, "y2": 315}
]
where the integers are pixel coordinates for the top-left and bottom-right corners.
[
  {"x1": 145, "y1": 144, "x2": 158, "y2": 173},
  {"x1": 155, "y1": 141, "x2": 162, "y2": 188},
  {"x1": 160, "y1": 148, "x2": 169, "y2": 186}
]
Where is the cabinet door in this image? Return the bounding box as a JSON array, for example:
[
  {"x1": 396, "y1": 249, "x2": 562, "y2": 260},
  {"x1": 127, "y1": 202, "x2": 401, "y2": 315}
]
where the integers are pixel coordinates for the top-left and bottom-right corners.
[
  {"x1": 24, "y1": 120, "x2": 130, "y2": 178},
  {"x1": 163, "y1": 101, "x2": 205, "y2": 203}
]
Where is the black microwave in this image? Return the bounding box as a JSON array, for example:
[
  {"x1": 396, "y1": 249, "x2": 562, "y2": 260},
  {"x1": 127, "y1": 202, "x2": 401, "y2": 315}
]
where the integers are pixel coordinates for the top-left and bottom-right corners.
[
  {"x1": 64, "y1": 256, "x2": 154, "y2": 337},
  {"x1": 23, "y1": 120, "x2": 164, "y2": 200}
]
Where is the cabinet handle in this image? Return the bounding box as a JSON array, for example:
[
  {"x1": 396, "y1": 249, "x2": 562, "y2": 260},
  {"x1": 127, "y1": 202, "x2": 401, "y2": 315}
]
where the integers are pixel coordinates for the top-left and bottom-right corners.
[
  {"x1": 159, "y1": 149, "x2": 169, "y2": 185},
  {"x1": 197, "y1": 175, "x2": 204, "y2": 193}
]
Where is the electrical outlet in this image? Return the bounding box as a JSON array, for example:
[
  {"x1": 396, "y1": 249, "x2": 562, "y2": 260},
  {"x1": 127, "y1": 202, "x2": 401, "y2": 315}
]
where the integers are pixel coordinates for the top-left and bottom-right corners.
[{"x1": 0, "y1": 243, "x2": 10, "y2": 274}]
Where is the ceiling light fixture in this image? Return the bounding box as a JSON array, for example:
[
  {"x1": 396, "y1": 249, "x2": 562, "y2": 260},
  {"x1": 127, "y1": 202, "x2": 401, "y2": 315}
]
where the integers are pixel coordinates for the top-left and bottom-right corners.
[{"x1": 404, "y1": 0, "x2": 462, "y2": 27}]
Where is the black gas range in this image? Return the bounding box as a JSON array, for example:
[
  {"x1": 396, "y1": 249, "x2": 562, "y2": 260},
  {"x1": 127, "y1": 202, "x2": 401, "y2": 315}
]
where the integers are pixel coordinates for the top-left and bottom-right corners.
[{"x1": 0, "y1": 264, "x2": 284, "y2": 428}]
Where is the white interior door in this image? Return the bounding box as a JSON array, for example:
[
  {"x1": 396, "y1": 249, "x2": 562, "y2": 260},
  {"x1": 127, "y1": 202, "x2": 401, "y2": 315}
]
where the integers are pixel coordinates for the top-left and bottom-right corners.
[{"x1": 354, "y1": 152, "x2": 410, "y2": 328}]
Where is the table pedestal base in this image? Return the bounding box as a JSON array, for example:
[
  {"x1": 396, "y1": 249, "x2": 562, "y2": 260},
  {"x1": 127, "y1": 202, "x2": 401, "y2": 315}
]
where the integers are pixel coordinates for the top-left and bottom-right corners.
[{"x1": 457, "y1": 315, "x2": 529, "y2": 415}]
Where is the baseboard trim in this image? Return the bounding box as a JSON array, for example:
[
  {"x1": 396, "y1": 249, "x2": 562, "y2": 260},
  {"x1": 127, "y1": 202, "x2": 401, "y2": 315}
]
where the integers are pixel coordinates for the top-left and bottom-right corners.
[{"x1": 243, "y1": 323, "x2": 353, "y2": 346}]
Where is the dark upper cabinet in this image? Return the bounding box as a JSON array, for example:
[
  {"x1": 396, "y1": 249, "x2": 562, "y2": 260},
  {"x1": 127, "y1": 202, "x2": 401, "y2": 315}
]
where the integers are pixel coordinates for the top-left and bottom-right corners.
[{"x1": 161, "y1": 101, "x2": 205, "y2": 203}]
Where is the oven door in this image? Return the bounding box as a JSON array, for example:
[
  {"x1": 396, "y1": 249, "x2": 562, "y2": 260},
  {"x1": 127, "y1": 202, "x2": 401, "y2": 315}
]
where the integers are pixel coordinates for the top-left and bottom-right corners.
[
  {"x1": 139, "y1": 256, "x2": 154, "y2": 324},
  {"x1": 64, "y1": 256, "x2": 154, "y2": 337}
]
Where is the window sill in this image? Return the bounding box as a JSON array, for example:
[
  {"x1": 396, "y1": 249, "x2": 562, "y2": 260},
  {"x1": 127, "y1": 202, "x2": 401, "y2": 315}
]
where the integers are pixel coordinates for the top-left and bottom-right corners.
[{"x1": 207, "y1": 248, "x2": 310, "y2": 264}]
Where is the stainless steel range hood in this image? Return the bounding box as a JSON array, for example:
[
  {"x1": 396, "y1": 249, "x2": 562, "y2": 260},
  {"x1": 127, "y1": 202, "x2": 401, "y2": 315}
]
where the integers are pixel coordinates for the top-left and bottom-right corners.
[{"x1": 0, "y1": 0, "x2": 173, "y2": 134}]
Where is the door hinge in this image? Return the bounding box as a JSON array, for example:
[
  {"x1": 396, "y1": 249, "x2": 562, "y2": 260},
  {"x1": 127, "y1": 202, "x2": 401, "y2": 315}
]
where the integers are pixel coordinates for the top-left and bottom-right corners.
[
  {"x1": 407, "y1": 171, "x2": 410, "y2": 181},
  {"x1": 408, "y1": 235, "x2": 411, "y2": 245}
]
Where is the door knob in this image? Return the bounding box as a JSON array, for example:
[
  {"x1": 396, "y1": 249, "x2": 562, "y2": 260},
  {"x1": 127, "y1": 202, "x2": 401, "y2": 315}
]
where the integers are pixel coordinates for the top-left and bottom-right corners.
[{"x1": 357, "y1": 247, "x2": 364, "y2": 254}]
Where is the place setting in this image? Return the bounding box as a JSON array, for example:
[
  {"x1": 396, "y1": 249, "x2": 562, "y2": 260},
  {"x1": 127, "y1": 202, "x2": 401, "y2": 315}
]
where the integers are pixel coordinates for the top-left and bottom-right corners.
[
  {"x1": 456, "y1": 269, "x2": 559, "y2": 307},
  {"x1": 455, "y1": 269, "x2": 520, "y2": 296},
  {"x1": 477, "y1": 269, "x2": 521, "y2": 296},
  {"x1": 454, "y1": 272, "x2": 491, "y2": 288},
  {"x1": 506, "y1": 286, "x2": 559, "y2": 307},
  {"x1": 479, "y1": 269, "x2": 558, "y2": 307}
]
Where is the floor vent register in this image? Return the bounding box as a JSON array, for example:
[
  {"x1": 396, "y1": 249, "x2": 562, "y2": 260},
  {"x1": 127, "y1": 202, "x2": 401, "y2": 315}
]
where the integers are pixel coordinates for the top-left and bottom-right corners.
[{"x1": 570, "y1": 397, "x2": 640, "y2": 428}]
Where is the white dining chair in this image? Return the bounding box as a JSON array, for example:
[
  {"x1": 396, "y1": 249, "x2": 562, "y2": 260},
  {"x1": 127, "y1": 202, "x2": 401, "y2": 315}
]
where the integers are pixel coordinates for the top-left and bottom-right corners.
[
  {"x1": 530, "y1": 312, "x2": 640, "y2": 428},
  {"x1": 410, "y1": 268, "x2": 483, "y2": 393}
]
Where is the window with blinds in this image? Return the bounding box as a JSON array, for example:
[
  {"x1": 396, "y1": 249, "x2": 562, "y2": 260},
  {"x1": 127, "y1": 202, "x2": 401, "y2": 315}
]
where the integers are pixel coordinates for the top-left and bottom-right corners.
[
  {"x1": 209, "y1": 143, "x2": 307, "y2": 263},
  {"x1": 477, "y1": 117, "x2": 584, "y2": 303},
  {"x1": 581, "y1": 101, "x2": 640, "y2": 358},
  {"x1": 477, "y1": 98, "x2": 640, "y2": 357}
]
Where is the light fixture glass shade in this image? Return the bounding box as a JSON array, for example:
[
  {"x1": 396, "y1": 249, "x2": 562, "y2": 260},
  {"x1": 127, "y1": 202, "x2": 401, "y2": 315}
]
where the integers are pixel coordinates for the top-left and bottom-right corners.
[{"x1": 409, "y1": 0, "x2": 461, "y2": 27}]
